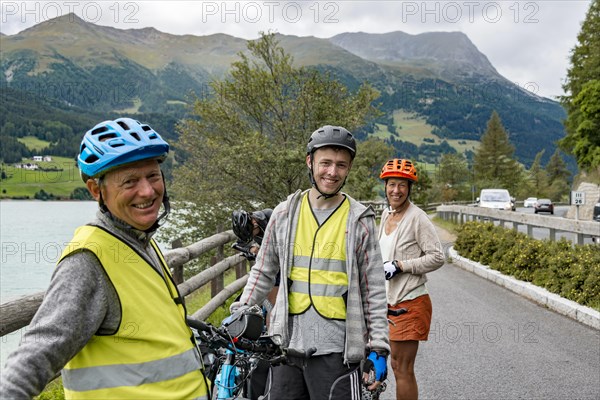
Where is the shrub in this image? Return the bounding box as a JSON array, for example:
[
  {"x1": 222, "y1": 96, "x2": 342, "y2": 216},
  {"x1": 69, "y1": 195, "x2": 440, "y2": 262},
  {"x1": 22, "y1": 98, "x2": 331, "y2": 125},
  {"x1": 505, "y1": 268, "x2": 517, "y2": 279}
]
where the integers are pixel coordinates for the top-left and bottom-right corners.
[{"x1": 455, "y1": 221, "x2": 600, "y2": 310}]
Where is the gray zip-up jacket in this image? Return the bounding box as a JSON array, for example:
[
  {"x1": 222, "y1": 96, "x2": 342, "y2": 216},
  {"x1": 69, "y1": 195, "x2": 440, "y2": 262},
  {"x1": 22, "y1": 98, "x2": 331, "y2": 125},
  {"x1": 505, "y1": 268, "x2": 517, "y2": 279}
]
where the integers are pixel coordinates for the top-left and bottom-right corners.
[{"x1": 239, "y1": 190, "x2": 390, "y2": 363}]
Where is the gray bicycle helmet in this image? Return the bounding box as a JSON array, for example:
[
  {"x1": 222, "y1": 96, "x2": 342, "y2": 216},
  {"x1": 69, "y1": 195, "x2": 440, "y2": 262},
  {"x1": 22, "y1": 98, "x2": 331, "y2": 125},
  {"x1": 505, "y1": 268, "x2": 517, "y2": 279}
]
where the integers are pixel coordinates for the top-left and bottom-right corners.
[{"x1": 306, "y1": 125, "x2": 356, "y2": 159}]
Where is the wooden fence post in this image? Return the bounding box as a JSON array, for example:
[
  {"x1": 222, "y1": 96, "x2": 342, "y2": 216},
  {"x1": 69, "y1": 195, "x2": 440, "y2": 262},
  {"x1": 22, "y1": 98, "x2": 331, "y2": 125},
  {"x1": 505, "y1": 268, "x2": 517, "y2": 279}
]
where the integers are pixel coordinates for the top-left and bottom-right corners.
[
  {"x1": 236, "y1": 258, "x2": 247, "y2": 279},
  {"x1": 211, "y1": 226, "x2": 225, "y2": 298},
  {"x1": 171, "y1": 238, "x2": 184, "y2": 284},
  {"x1": 210, "y1": 255, "x2": 224, "y2": 298}
]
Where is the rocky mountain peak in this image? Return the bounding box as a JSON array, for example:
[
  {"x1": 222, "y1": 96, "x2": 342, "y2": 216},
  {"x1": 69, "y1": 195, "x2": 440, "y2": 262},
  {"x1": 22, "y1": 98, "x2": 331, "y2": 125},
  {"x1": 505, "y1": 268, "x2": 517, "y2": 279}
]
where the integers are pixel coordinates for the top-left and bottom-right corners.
[{"x1": 330, "y1": 31, "x2": 500, "y2": 80}]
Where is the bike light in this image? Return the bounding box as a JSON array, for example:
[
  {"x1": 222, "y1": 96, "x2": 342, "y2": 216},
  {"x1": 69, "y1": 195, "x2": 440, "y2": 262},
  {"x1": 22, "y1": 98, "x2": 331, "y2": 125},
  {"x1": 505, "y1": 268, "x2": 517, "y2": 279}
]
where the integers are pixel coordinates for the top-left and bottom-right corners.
[{"x1": 223, "y1": 305, "x2": 264, "y2": 340}]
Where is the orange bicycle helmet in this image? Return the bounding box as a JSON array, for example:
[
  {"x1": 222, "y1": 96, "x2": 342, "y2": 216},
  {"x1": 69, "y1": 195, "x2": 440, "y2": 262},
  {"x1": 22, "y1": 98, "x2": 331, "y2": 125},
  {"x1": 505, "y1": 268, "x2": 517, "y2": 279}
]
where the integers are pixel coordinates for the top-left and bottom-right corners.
[{"x1": 379, "y1": 159, "x2": 418, "y2": 182}]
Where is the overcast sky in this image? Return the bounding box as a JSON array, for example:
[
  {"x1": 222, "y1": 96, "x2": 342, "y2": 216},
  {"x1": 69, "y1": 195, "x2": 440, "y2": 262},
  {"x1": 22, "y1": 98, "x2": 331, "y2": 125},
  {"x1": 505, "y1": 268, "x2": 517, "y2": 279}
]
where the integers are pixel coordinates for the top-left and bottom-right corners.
[{"x1": 0, "y1": 1, "x2": 592, "y2": 99}]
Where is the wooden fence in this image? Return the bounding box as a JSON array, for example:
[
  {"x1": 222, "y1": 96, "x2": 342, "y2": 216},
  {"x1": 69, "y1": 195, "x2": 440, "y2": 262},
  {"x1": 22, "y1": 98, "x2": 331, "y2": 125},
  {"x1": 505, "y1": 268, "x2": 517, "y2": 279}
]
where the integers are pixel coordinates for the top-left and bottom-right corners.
[{"x1": 0, "y1": 230, "x2": 247, "y2": 338}]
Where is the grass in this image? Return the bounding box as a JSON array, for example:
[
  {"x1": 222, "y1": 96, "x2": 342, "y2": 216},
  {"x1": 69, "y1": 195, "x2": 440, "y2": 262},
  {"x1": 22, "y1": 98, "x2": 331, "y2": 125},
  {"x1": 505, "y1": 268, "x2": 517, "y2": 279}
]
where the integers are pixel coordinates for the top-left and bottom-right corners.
[
  {"x1": 35, "y1": 378, "x2": 64, "y2": 400},
  {"x1": 113, "y1": 98, "x2": 142, "y2": 114},
  {"x1": 432, "y1": 216, "x2": 460, "y2": 235},
  {"x1": 372, "y1": 110, "x2": 480, "y2": 156},
  {"x1": 17, "y1": 136, "x2": 51, "y2": 152},
  {"x1": 185, "y1": 268, "x2": 245, "y2": 326},
  {"x1": 393, "y1": 110, "x2": 437, "y2": 142},
  {"x1": 0, "y1": 157, "x2": 85, "y2": 199}
]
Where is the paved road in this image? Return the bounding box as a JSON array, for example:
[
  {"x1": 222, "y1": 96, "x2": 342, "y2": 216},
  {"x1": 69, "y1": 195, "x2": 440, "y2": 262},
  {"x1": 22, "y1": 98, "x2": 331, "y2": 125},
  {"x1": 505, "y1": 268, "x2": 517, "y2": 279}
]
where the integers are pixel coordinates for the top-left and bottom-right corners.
[{"x1": 379, "y1": 262, "x2": 600, "y2": 400}]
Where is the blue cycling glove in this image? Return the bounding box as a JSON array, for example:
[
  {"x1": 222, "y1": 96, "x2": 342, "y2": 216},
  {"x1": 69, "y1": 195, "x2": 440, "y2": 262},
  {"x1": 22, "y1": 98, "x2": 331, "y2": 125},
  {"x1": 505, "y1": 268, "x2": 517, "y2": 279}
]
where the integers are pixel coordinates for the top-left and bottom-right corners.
[{"x1": 365, "y1": 351, "x2": 388, "y2": 382}]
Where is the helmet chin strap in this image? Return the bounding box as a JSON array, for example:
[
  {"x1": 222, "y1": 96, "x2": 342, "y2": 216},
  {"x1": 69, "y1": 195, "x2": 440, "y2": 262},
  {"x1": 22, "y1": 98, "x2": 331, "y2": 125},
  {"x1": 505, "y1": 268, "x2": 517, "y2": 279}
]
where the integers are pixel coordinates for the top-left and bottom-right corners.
[{"x1": 308, "y1": 158, "x2": 346, "y2": 200}]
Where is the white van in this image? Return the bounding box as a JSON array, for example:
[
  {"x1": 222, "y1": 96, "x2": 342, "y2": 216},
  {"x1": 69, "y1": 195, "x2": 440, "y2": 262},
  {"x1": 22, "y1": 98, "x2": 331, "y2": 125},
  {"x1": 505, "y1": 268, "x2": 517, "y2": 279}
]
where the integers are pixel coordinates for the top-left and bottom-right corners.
[{"x1": 477, "y1": 189, "x2": 515, "y2": 211}]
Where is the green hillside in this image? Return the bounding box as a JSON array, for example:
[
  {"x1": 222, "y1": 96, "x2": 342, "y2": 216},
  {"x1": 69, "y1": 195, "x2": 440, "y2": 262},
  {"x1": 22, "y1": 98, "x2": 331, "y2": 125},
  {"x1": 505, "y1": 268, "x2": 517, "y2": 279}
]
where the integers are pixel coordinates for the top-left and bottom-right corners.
[
  {"x1": 0, "y1": 14, "x2": 574, "y2": 180},
  {"x1": 0, "y1": 156, "x2": 85, "y2": 199}
]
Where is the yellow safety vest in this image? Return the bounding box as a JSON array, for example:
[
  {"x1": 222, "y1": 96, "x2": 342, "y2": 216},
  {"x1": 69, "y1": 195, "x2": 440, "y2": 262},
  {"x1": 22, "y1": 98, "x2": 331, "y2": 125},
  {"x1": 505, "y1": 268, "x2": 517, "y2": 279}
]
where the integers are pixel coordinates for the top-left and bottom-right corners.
[
  {"x1": 59, "y1": 225, "x2": 208, "y2": 400},
  {"x1": 288, "y1": 194, "x2": 349, "y2": 320}
]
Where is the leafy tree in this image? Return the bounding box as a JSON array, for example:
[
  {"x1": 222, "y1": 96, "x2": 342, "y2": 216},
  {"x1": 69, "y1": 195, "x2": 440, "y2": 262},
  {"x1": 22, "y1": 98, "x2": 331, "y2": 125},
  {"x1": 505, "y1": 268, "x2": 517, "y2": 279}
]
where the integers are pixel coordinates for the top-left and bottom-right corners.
[
  {"x1": 411, "y1": 163, "x2": 432, "y2": 206},
  {"x1": 560, "y1": 0, "x2": 600, "y2": 172},
  {"x1": 345, "y1": 137, "x2": 395, "y2": 200},
  {"x1": 473, "y1": 111, "x2": 521, "y2": 192},
  {"x1": 170, "y1": 33, "x2": 380, "y2": 242},
  {"x1": 70, "y1": 187, "x2": 93, "y2": 200}
]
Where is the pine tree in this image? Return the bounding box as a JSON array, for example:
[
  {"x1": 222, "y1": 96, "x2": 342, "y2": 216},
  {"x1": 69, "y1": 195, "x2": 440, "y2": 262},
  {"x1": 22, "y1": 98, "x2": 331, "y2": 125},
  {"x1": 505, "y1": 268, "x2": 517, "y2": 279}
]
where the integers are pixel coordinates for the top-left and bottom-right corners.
[
  {"x1": 560, "y1": 0, "x2": 600, "y2": 172},
  {"x1": 528, "y1": 150, "x2": 548, "y2": 197},
  {"x1": 473, "y1": 111, "x2": 520, "y2": 192},
  {"x1": 546, "y1": 149, "x2": 571, "y2": 183},
  {"x1": 545, "y1": 149, "x2": 571, "y2": 201}
]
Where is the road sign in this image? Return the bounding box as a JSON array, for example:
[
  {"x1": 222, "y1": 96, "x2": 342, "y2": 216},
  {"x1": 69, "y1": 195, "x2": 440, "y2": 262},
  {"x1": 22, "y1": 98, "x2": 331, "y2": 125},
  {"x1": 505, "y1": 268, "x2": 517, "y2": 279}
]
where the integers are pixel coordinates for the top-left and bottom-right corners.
[{"x1": 571, "y1": 191, "x2": 585, "y2": 206}]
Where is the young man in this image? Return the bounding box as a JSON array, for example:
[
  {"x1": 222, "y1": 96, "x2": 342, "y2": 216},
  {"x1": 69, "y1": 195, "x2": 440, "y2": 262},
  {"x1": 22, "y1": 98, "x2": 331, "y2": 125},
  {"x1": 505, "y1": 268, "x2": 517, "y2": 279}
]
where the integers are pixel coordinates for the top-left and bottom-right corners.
[
  {"x1": 233, "y1": 125, "x2": 390, "y2": 399},
  {"x1": 0, "y1": 118, "x2": 208, "y2": 399}
]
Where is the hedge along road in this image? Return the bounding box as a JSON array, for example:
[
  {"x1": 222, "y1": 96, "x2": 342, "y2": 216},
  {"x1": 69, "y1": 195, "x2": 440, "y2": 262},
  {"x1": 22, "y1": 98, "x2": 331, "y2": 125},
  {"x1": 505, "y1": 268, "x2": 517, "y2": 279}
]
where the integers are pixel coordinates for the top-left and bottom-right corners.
[{"x1": 378, "y1": 225, "x2": 599, "y2": 400}]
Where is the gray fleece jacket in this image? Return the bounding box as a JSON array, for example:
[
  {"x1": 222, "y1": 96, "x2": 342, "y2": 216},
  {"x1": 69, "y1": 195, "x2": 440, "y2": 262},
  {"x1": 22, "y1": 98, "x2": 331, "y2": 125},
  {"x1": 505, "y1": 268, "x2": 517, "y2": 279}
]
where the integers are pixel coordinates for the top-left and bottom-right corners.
[
  {"x1": 0, "y1": 211, "x2": 170, "y2": 399},
  {"x1": 239, "y1": 190, "x2": 390, "y2": 363}
]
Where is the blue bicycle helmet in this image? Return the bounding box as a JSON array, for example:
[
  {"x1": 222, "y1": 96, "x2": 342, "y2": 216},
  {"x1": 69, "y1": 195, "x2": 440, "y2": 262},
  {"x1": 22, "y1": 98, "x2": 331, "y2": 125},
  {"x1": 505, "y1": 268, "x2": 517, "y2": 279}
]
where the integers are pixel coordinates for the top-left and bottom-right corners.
[{"x1": 78, "y1": 118, "x2": 169, "y2": 182}]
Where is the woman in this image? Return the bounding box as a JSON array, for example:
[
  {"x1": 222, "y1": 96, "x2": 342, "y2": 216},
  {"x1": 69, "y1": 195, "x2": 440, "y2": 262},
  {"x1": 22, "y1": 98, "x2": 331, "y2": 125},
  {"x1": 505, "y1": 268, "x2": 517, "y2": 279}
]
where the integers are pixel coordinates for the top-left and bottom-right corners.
[{"x1": 378, "y1": 158, "x2": 445, "y2": 400}]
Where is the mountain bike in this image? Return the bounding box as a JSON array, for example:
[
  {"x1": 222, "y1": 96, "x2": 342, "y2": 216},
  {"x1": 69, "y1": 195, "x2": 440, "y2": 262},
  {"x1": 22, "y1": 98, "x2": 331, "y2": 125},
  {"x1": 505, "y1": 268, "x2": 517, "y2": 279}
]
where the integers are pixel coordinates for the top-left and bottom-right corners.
[
  {"x1": 188, "y1": 306, "x2": 389, "y2": 400},
  {"x1": 188, "y1": 306, "x2": 316, "y2": 400}
]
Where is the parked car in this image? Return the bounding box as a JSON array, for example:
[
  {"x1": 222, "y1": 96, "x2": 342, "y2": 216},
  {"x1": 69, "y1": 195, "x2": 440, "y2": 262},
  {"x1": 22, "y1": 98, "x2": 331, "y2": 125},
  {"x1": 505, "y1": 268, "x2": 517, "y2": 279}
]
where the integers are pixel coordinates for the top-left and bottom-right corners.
[
  {"x1": 534, "y1": 198, "x2": 554, "y2": 214},
  {"x1": 523, "y1": 197, "x2": 538, "y2": 208},
  {"x1": 477, "y1": 189, "x2": 515, "y2": 211}
]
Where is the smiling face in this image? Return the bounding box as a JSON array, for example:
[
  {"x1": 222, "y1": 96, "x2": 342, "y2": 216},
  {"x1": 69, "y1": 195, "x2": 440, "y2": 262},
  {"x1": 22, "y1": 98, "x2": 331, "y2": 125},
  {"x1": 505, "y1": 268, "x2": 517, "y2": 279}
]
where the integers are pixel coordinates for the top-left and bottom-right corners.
[
  {"x1": 385, "y1": 177, "x2": 411, "y2": 209},
  {"x1": 87, "y1": 159, "x2": 164, "y2": 230},
  {"x1": 307, "y1": 146, "x2": 352, "y2": 196}
]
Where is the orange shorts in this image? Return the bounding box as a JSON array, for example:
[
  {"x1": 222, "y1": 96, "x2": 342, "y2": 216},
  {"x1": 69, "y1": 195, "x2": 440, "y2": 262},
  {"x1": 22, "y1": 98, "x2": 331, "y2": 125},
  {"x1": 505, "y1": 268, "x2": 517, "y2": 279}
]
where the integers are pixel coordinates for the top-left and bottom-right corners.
[{"x1": 388, "y1": 294, "x2": 432, "y2": 341}]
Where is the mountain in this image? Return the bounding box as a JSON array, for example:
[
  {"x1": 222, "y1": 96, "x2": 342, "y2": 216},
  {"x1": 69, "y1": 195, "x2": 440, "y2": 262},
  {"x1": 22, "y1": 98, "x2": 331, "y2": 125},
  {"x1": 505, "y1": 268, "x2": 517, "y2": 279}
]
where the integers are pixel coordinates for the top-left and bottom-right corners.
[
  {"x1": 330, "y1": 31, "x2": 501, "y2": 81},
  {"x1": 0, "y1": 14, "x2": 568, "y2": 168}
]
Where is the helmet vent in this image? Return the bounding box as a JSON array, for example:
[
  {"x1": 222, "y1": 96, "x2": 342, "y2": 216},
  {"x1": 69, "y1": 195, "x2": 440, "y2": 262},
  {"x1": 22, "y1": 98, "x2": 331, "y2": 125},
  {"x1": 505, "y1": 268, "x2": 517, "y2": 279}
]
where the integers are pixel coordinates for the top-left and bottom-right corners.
[
  {"x1": 130, "y1": 131, "x2": 141, "y2": 141},
  {"x1": 91, "y1": 126, "x2": 108, "y2": 135},
  {"x1": 141, "y1": 125, "x2": 152, "y2": 131},
  {"x1": 98, "y1": 133, "x2": 117, "y2": 142},
  {"x1": 116, "y1": 121, "x2": 130, "y2": 131},
  {"x1": 86, "y1": 154, "x2": 99, "y2": 163}
]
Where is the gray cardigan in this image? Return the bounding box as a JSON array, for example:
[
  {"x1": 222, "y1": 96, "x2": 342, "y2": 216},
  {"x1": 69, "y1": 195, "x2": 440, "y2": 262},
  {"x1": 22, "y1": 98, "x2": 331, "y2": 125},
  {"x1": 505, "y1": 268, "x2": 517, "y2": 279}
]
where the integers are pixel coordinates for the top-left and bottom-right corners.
[
  {"x1": 239, "y1": 190, "x2": 390, "y2": 363},
  {"x1": 378, "y1": 202, "x2": 445, "y2": 304}
]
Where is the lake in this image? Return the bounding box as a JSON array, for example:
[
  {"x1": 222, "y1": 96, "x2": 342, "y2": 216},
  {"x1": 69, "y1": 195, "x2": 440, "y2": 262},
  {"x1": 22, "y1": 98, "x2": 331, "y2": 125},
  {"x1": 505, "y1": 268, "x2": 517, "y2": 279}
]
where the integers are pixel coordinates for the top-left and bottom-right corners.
[{"x1": 1, "y1": 200, "x2": 99, "y2": 368}]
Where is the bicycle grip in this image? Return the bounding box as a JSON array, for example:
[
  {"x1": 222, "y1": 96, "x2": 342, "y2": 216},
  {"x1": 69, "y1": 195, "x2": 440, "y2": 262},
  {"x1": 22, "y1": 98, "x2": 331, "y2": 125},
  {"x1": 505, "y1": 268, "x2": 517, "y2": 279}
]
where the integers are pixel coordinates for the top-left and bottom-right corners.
[{"x1": 186, "y1": 317, "x2": 212, "y2": 333}]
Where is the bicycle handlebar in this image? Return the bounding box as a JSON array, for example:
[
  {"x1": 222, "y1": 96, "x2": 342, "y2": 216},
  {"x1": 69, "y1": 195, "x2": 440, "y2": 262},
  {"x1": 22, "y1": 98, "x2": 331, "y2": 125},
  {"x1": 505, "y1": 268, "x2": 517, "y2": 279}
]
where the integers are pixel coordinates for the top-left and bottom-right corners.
[
  {"x1": 187, "y1": 317, "x2": 315, "y2": 364},
  {"x1": 186, "y1": 317, "x2": 212, "y2": 333}
]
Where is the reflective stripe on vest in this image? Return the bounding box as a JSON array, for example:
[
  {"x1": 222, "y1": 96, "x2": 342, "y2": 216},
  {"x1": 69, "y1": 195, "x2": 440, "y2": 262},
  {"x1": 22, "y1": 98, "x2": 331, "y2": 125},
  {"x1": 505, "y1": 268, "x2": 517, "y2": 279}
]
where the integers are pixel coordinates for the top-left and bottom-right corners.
[
  {"x1": 288, "y1": 194, "x2": 349, "y2": 320},
  {"x1": 59, "y1": 225, "x2": 208, "y2": 400}
]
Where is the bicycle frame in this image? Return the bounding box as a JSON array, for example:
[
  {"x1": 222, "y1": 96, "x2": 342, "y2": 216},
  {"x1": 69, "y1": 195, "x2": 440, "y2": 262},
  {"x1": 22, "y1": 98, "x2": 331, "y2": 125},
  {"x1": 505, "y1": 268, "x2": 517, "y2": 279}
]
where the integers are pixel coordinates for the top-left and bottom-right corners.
[{"x1": 213, "y1": 347, "x2": 245, "y2": 400}]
